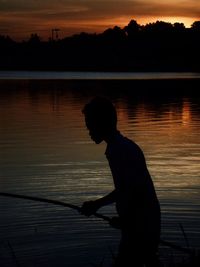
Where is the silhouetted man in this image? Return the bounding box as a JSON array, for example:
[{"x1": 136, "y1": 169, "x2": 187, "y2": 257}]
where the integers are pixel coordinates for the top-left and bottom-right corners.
[{"x1": 81, "y1": 97, "x2": 161, "y2": 267}]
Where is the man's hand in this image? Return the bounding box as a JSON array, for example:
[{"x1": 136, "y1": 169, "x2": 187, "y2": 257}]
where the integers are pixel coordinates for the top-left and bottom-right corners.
[{"x1": 80, "y1": 200, "x2": 100, "y2": 216}]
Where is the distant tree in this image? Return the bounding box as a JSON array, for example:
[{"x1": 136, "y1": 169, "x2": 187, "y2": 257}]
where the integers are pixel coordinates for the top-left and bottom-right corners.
[
  {"x1": 28, "y1": 33, "x2": 41, "y2": 44},
  {"x1": 191, "y1": 21, "x2": 200, "y2": 31},
  {"x1": 69, "y1": 32, "x2": 97, "y2": 44},
  {"x1": 173, "y1": 22, "x2": 185, "y2": 32},
  {"x1": 144, "y1": 21, "x2": 173, "y2": 33},
  {"x1": 102, "y1": 26, "x2": 126, "y2": 41},
  {"x1": 72, "y1": 32, "x2": 91, "y2": 39},
  {"x1": 1, "y1": 18, "x2": 200, "y2": 71},
  {"x1": 0, "y1": 35, "x2": 15, "y2": 51},
  {"x1": 0, "y1": 35, "x2": 15, "y2": 43},
  {"x1": 124, "y1": 20, "x2": 141, "y2": 37}
]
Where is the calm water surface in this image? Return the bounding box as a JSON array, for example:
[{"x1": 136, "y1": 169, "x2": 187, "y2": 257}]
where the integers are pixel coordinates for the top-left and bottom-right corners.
[{"x1": 0, "y1": 79, "x2": 200, "y2": 266}]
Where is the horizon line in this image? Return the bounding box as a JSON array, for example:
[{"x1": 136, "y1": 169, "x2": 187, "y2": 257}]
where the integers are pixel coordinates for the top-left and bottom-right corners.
[{"x1": 2, "y1": 18, "x2": 199, "y2": 42}]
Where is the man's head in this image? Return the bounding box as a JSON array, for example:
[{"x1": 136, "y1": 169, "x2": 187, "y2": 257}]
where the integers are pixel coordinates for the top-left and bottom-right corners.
[{"x1": 82, "y1": 97, "x2": 117, "y2": 144}]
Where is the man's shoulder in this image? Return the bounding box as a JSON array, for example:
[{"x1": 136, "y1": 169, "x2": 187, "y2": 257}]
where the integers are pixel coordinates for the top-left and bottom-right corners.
[
  {"x1": 106, "y1": 133, "x2": 143, "y2": 157},
  {"x1": 121, "y1": 135, "x2": 143, "y2": 156},
  {"x1": 116, "y1": 132, "x2": 138, "y2": 148}
]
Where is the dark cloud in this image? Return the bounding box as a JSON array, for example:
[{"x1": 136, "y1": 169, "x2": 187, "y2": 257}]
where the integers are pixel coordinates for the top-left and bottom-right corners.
[
  {"x1": 1, "y1": 0, "x2": 200, "y2": 17},
  {"x1": 0, "y1": 0, "x2": 199, "y2": 40}
]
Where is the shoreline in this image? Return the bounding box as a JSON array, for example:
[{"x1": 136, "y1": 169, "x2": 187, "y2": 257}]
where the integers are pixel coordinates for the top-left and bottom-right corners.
[{"x1": 0, "y1": 70, "x2": 200, "y2": 80}]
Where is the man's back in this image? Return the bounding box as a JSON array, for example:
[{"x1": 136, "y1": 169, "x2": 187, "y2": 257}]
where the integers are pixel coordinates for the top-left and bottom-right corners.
[{"x1": 105, "y1": 131, "x2": 160, "y2": 236}]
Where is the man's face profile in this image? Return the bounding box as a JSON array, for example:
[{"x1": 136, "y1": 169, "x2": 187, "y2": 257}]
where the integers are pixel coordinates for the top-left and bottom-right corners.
[{"x1": 85, "y1": 117, "x2": 104, "y2": 144}]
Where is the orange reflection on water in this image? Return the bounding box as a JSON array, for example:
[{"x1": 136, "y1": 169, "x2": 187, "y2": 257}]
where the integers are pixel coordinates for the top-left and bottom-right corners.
[
  {"x1": 115, "y1": 98, "x2": 196, "y2": 146},
  {"x1": 182, "y1": 99, "x2": 191, "y2": 126}
]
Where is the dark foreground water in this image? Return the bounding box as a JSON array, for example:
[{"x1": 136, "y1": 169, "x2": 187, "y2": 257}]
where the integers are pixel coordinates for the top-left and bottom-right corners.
[{"x1": 0, "y1": 76, "x2": 200, "y2": 266}]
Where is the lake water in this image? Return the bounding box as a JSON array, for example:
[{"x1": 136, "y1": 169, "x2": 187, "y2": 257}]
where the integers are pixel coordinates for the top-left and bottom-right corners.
[{"x1": 0, "y1": 73, "x2": 200, "y2": 266}]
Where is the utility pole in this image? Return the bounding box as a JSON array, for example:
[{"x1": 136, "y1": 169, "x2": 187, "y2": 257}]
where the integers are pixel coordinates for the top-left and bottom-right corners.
[
  {"x1": 51, "y1": 29, "x2": 54, "y2": 41},
  {"x1": 55, "y1": 29, "x2": 60, "y2": 40},
  {"x1": 51, "y1": 28, "x2": 60, "y2": 41}
]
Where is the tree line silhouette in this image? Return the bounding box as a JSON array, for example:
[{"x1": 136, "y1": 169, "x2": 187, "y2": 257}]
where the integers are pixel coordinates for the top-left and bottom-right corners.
[{"x1": 0, "y1": 20, "x2": 200, "y2": 71}]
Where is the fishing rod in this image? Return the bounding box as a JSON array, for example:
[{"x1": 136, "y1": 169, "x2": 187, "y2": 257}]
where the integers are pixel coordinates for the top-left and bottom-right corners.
[
  {"x1": 0, "y1": 192, "x2": 110, "y2": 222},
  {"x1": 0, "y1": 192, "x2": 193, "y2": 254}
]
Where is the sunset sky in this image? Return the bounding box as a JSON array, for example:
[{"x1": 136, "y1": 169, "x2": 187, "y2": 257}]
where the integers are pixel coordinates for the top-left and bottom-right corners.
[{"x1": 0, "y1": 0, "x2": 200, "y2": 41}]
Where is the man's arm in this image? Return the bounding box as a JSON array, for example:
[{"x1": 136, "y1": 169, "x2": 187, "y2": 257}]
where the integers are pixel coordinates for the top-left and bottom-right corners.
[
  {"x1": 81, "y1": 190, "x2": 116, "y2": 216},
  {"x1": 95, "y1": 190, "x2": 116, "y2": 206}
]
